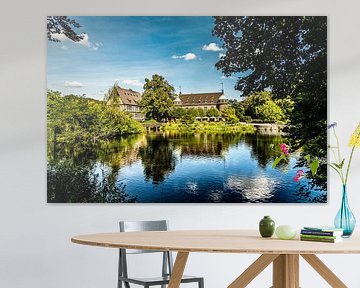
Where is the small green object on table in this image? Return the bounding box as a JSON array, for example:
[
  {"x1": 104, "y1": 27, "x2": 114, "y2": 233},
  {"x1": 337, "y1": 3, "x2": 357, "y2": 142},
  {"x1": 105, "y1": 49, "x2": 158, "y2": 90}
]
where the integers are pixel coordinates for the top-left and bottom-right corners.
[
  {"x1": 259, "y1": 216, "x2": 275, "y2": 238},
  {"x1": 275, "y1": 225, "x2": 297, "y2": 240}
]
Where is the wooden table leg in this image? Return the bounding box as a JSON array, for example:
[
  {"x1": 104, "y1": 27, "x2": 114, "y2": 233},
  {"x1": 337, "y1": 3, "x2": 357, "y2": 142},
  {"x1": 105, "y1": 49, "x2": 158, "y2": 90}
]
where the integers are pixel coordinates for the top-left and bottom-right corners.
[
  {"x1": 272, "y1": 254, "x2": 299, "y2": 288},
  {"x1": 301, "y1": 254, "x2": 347, "y2": 288},
  {"x1": 168, "y1": 252, "x2": 189, "y2": 288},
  {"x1": 228, "y1": 254, "x2": 279, "y2": 288}
]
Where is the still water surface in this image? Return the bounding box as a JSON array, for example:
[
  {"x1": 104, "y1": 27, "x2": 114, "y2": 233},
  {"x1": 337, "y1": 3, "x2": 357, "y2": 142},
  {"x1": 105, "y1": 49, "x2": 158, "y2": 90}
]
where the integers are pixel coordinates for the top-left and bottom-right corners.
[{"x1": 47, "y1": 132, "x2": 326, "y2": 203}]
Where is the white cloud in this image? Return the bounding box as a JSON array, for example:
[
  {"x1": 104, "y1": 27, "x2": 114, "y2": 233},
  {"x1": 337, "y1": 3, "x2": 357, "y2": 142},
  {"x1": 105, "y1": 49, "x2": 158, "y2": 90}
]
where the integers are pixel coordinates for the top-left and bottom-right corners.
[
  {"x1": 219, "y1": 52, "x2": 225, "y2": 58},
  {"x1": 171, "y1": 53, "x2": 197, "y2": 61},
  {"x1": 64, "y1": 81, "x2": 83, "y2": 88},
  {"x1": 61, "y1": 45, "x2": 68, "y2": 50},
  {"x1": 220, "y1": 75, "x2": 235, "y2": 80},
  {"x1": 122, "y1": 79, "x2": 144, "y2": 87},
  {"x1": 202, "y1": 43, "x2": 223, "y2": 52},
  {"x1": 51, "y1": 32, "x2": 101, "y2": 50},
  {"x1": 51, "y1": 33, "x2": 68, "y2": 42},
  {"x1": 77, "y1": 34, "x2": 91, "y2": 47},
  {"x1": 92, "y1": 42, "x2": 103, "y2": 51}
]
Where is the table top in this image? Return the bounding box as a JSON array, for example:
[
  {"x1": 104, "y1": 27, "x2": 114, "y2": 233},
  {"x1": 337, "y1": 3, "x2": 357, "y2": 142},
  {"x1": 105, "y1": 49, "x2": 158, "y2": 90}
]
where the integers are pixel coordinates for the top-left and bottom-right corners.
[{"x1": 71, "y1": 230, "x2": 360, "y2": 254}]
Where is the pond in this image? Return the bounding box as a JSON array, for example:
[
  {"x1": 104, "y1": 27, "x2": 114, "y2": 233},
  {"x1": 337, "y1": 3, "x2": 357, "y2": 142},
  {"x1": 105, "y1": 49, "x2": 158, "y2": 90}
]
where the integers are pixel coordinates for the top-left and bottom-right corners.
[{"x1": 47, "y1": 132, "x2": 326, "y2": 203}]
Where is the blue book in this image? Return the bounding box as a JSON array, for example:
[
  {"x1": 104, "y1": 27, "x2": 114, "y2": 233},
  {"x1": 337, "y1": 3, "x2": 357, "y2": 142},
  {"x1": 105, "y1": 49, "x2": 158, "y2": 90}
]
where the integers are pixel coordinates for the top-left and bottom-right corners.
[{"x1": 302, "y1": 226, "x2": 343, "y2": 237}]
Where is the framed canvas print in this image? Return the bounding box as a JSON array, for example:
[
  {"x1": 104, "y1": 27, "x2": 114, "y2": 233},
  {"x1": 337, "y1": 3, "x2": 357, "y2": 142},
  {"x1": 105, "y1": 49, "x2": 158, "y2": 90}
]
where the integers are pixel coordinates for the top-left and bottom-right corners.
[{"x1": 47, "y1": 16, "x2": 327, "y2": 203}]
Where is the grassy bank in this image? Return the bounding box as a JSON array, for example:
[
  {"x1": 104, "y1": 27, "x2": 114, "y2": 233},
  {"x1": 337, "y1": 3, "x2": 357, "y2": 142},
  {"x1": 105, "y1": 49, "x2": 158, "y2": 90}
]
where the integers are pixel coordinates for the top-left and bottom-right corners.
[{"x1": 161, "y1": 121, "x2": 256, "y2": 133}]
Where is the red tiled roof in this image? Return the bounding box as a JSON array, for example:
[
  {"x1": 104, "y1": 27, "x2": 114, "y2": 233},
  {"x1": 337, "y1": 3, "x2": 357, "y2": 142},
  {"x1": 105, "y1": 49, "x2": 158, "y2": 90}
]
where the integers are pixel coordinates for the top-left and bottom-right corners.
[
  {"x1": 116, "y1": 87, "x2": 142, "y2": 105},
  {"x1": 179, "y1": 92, "x2": 223, "y2": 105}
]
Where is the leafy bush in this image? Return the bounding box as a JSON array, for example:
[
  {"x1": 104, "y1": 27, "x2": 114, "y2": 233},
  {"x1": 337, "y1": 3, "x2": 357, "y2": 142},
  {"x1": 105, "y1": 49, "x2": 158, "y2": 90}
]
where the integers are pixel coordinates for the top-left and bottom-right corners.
[
  {"x1": 222, "y1": 106, "x2": 239, "y2": 124},
  {"x1": 161, "y1": 122, "x2": 255, "y2": 133},
  {"x1": 255, "y1": 100, "x2": 285, "y2": 123},
  {"x1": 47, "y1": 90, "x2": 144, "y2": 144},
  {"x1": 206, "y1": 108, "x2": 221, "y2": 117}
]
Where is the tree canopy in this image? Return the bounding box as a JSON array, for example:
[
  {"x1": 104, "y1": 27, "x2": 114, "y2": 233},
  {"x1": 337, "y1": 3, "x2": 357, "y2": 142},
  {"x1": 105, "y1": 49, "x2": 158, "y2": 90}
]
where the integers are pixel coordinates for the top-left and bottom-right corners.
[
  {"x1": 213, "y1": 16, "x2": 326, "y2": 99},
  {"x1": 213, "y1": 16, "x2": 327, "y2": 188},
  {"x1": 240, "y1": 91, "x2": 286, "y2": 123},
  {"x1": 221, "y1": 106, "x2": 239, "y2": 124},
  {"x1": 47, "y1": 16, "x2": 84, "y2": 42},
  {"x1": 47, "y1": 90, "x2": 143, "y2": 144},
  {"x1": 139, "y1": 74, "x2": 176, "y2": 122}
]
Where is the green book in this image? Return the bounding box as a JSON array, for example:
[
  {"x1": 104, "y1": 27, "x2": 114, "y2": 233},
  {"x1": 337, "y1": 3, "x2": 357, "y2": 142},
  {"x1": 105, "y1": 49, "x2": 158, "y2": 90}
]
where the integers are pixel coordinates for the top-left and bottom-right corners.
[
  {"x1": 300, "y1": 236, "x2": 342, "y2": 243},
  {"x1": 300, "y1": 234, "x2": 339, "y2": 240}
]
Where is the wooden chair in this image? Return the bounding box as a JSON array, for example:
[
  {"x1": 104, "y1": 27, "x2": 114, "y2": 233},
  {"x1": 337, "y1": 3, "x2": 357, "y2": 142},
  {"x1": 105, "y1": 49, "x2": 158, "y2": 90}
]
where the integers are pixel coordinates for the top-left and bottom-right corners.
[{"x1": 118, "y1": 220, "x2": 204, "y2": 288}]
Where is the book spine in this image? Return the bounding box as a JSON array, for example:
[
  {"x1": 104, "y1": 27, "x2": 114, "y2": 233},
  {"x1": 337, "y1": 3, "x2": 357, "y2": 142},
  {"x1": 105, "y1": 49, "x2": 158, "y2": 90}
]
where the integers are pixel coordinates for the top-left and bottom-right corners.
[
  {"x1": 301, "y1": 230, "x2": 335, "y2": 236},
  {"x1": 300, "y1": 234, "x2": 337, "y2": 240},
  {"x1": 300, "y1": 237, "x2": 337, "y2": 243}
]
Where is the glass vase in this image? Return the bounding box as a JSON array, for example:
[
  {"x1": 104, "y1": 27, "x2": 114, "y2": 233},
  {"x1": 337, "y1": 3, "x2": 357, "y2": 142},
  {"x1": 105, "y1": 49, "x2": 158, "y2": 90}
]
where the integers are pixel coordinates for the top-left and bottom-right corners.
[{"x1": 334, "y1": 185, "x2": 356, "y2": 237}]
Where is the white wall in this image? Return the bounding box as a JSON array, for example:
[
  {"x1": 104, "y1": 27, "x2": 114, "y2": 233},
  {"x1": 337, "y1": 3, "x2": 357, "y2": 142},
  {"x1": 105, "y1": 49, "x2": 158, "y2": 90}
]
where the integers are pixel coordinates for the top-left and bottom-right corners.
[{"x1": 1, "y1": 0, "x2": 360, "y2": 287}]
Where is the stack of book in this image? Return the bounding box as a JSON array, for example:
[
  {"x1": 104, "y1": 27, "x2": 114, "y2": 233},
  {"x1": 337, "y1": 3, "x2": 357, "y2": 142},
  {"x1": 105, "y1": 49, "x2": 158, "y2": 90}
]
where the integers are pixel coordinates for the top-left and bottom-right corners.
[{"x1": 300, "y1": 226, "x2": 344, "y2": 243}]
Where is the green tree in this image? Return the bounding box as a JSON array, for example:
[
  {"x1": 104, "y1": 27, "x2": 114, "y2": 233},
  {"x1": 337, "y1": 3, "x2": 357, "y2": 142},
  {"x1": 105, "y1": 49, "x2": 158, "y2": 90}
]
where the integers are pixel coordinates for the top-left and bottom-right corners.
[
  {"x1": 213, "y1": 16, "x2": 326, "y2": 100},
  {"x1": 47, "y1": 90, "x2": 143, "y2": 144},
  {"x1": 222, "y1": 106, "x2": 239, "y2": 124},
  {"x1": 139, "y1": 74, "x2": 176, "y2": 122},
  {"x1": 275, "y1": 96, "x2": 294, "y2": 119},
  {"x1": 240, "y1": 91, "x2": 285, "y2": 122},
  {"x1": 241, "y1": 91, "x2": 273, "y2": 119},
  {"x1": 47, "y1": 16, "x2": 84, "y2": 42},
  {"x1": 181, "y1": 110, "x2": 197, "y2": 124},
  {"x1": 195, "y1": 108, "x2": 206, "y2": 117},
  {"x1": 255, "y1": 100, "x2": 285, "y2": 123},
  {"x1": 188, "y1": 108, "x2": 200, "y2": 118},
  {"x1": 172, "y1": 107, "x2": 187, "y2": 119},
  {"x1": 228, "y1": 99, "x2": 246, "y2": 121},
  {"x1": 213, "y1": 16, "x2": 327, "y2": 188},
  {"x1": 206, "y1": 108, "x2": 221, "y2": 117}
]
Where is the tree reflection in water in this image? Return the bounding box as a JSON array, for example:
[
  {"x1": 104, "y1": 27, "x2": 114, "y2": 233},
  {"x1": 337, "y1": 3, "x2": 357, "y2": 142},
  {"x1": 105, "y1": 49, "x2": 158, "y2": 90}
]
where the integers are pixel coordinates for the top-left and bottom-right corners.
[
  {"x1": 47, "y1": 137, "x2": 141, "y2": 203},
  {"x1": 139, "y1": 134, "x2": 177, "y2": 184},
  {"x1": 47, "y1": 132, "x2": 326, "y2": 203},
  {"x1": 47, "y1": 160, "x2": 136, "y2": 203},
  {"x1": 244, "y1": 134, "x2": 283, "y2": 168}
]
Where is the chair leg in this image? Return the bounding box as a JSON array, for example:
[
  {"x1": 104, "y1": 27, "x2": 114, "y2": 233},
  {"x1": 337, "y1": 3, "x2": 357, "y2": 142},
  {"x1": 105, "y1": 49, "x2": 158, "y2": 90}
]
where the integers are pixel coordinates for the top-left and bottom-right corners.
[
  {"x1": 118, "y1": 250, "x2": 123, "y2": 288},
  {"x1": 119, "y1": 280, "x2": 130, "y2": 288},
  {"x1": 199, "y1": 278, "x2": 204, "y2": 288}
]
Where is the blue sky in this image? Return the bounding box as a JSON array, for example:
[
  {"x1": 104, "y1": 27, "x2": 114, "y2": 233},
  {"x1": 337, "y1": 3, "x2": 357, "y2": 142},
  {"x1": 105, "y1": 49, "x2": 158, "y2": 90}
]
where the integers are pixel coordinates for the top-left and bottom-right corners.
[{"x1": 47, "y1": 16, "x2": 243, "y2": 100}]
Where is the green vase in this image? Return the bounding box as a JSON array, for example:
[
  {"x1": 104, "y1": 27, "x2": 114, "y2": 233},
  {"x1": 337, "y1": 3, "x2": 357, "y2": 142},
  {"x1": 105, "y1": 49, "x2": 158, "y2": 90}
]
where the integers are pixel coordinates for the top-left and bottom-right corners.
[{"x1": 259, "y1": 216, "x2": 275, "y2": 237}]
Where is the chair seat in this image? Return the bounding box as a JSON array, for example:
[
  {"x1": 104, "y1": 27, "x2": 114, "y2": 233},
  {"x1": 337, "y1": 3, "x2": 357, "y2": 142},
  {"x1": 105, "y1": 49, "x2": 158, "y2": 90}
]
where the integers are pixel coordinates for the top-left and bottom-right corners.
[{"x1": 119, "y1": 275, "x2": 203, "y2": 285}]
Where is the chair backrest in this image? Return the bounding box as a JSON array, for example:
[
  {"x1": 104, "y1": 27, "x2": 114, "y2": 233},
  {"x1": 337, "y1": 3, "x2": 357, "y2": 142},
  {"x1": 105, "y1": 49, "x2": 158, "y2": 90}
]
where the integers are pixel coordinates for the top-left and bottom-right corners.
[
  {"x1": 120, "y1": 220, "x2": 168, "y2": 232},
  {"x1": 118, "y1": 220, "x2": 173, "y2": 283},
  {"x1": 119, "y1": 220, "x2": 169, "y2": 254}
]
